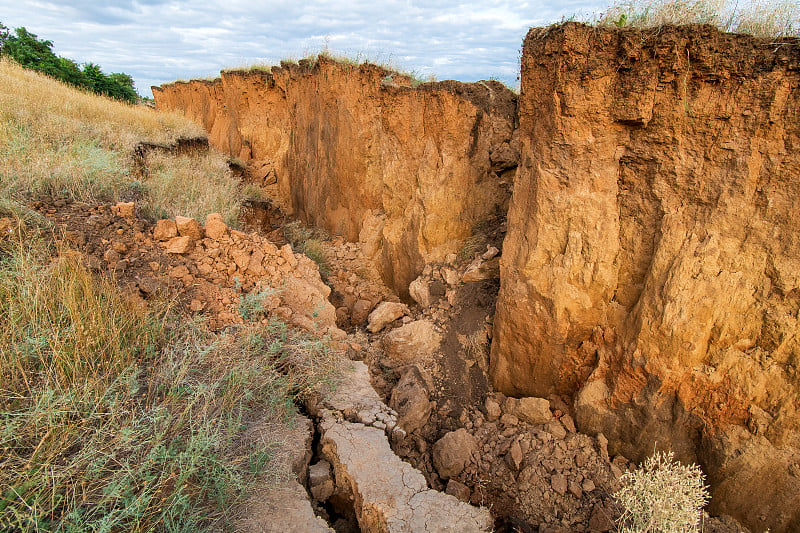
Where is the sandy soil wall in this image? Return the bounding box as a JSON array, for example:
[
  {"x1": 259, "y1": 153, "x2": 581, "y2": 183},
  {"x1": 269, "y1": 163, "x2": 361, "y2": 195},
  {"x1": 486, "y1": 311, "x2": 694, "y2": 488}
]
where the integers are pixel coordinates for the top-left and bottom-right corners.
[
  {"x1": 153, "y1": 59, "x2": 517, "y2": 296},
  {"x1": 491, "y1": 22, "x2": 800, "y2": 531}
]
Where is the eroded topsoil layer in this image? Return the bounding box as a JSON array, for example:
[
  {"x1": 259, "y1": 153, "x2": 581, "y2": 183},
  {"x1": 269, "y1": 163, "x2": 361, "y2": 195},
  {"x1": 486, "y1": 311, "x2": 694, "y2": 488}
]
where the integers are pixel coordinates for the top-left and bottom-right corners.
[
  {"x1": 492, "y1": 23, "x2": 800, "y2": 531},
  {"x1": 153, "y1": 59, "x2": 517, "y2": 297}
]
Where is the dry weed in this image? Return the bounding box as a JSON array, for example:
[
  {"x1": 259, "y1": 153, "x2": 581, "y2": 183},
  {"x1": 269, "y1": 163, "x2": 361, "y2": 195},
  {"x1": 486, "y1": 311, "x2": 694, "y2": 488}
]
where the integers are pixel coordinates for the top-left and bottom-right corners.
[
  {"x1": 0, "y1": 58, "x2": 241, "y2": 221},
  {"x1": 598, "y1": 0, "x2": 800, "y2": 37}
]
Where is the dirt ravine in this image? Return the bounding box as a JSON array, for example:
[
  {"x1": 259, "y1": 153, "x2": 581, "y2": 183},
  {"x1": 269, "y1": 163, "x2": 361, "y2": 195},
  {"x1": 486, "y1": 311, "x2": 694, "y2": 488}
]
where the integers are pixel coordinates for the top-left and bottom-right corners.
[
  {"x1": 153, "y1": 58, "x2": 518, "y2": 299},
  {"x1": 153, "y1": 23, "x2": 800, "y2": 532}
]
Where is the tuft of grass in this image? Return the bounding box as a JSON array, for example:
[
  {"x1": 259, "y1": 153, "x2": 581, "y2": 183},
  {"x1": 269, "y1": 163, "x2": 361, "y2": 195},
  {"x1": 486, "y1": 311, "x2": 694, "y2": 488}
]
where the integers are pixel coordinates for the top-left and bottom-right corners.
[
  {"x1": 0, "y1": 234, "x2": 341, "y2": 531},
  {"x1": 283, "y1": 221, "x2": 332, "y2": 277},
  {"x1": 597, "y1": 0, "x2": 800, "y2": 37},
  {"x1": 0, "y1": 57, "x2": 241, "y2": 221},
  {"x1": 142, "y1": 152, "x2": 243, "y2": 223},
  {"x1": 615, "y1": 450, "x2": 710, "y2": 532}
]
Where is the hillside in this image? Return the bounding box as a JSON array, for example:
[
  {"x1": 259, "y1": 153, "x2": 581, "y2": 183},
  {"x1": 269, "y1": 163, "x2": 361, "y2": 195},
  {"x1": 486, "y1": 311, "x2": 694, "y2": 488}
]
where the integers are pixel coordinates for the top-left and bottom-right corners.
[{"x1": 0, "y1": 58, "x2": 344, "y2": 531}]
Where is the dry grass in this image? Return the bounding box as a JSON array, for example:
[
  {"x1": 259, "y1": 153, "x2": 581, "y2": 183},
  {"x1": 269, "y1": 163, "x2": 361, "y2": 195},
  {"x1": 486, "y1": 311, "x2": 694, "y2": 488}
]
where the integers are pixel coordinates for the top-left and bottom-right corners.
[
  {"x1": 0, "y1": 58, "x2": 341, "y2": 530},
  {"x1": 139, "y1": 152, "x2": 242, "y2": 225},
  {"x1": 283, "y1": 221, "x2": 332, "y2": 277},
  {"x1": 598, "y1": 0, "x2": 800, "y2": 37},
  {"x1": 0, "y1": 230, "x2": 341, "y2": 531},
  {"x1": 0, "y1": 58, "x2": 242, "y2": 222}
]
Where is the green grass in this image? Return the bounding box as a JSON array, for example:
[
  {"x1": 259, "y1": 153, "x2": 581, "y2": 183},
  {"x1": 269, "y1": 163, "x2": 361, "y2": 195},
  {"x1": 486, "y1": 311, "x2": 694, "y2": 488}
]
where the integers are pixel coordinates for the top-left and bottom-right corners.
[
  {"x1": 283, "y1": 221, "x2": 332, "y2": 278},
  {"x1": 0, "y1": 233, "x2": 340, "y2": 531}
]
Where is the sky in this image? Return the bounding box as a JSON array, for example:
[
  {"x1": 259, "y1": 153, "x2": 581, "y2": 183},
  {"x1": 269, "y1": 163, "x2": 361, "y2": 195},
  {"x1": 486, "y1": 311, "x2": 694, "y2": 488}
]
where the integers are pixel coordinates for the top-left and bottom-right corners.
[{"x1": 0, "y1": 1, "x2": 609, "y2": 97}]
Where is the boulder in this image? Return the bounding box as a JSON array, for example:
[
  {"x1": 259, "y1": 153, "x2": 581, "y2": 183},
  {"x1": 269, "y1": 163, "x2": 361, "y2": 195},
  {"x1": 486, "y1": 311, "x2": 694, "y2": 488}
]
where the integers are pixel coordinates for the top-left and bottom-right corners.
[
  {"x1": 409, "y1": 276, "x2": 432, "y2": 307},
  {"x1": 350, "y1": 299, "x2": 373, "y2": 326},
  {"x1": 382, "y1": 320, "x2": 442, "y2": 367},
  {"x1": 280, "y1": 276, "x2": 337, "y2": 333},
  {"x1": 432, "y1": 428, "x2": 477, "y2": 479},
  {"x1": 507, "y1": 397, "x2": 552, "y2": 425},
  {"x1": 366, "y1": 301, "x2": 407, "y2": 333},
  {"x1": 389, "y1": 366, "x2": 433, "y2": 434}
]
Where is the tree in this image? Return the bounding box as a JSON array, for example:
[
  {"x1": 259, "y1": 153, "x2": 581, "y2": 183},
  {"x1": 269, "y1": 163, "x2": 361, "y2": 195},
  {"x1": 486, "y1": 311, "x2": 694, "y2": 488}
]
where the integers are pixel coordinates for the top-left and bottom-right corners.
[
  {"x1": 0, "y1": 22, "x2": 9, "y2": 49},
  {"x1": 0, "y1": 21, "x2": 139, "y2": 103},
  {"x1": 2, "y1": 27, "x2": 61, "y2": 75}
]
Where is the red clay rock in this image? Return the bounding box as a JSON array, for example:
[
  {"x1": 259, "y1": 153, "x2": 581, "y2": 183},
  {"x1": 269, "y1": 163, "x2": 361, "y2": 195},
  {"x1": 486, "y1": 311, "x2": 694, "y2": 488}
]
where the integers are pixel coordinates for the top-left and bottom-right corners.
[
  {"x1": 165, "y1": 236, "x2": 193, "y2": 254},
  {"x1": 175, "y1": 215, "x2": 203, "y2": 240},
  {"x1": 112, "y1": 202, "x2": 135, "y2": 218},
  {"x1": 153, "y1": 219, "x2": 177, "y2": 241},
  {"x1": 204, "y1": 212, "x2": 228, "y2": 239}
]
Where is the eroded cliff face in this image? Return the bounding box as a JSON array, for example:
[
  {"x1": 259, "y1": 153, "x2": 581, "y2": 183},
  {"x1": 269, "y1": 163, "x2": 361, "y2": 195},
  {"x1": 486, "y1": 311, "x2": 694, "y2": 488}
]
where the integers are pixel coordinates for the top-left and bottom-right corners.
[
  {"x1": 153, "y1": 59, "x2": 517, "y2": 296},
  {"x1": 491, "y1": 23, "x2": 800, "y2": 530}
]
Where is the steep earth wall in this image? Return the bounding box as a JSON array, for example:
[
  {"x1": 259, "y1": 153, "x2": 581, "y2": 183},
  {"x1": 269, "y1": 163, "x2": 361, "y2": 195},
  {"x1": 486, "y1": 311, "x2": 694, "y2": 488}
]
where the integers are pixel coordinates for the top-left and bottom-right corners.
[
  {"x1": 491, "y1": 22, "x2": 800, "y2": 531},
  {"x1": 153, "y1": 59, "x2": 517, "y2": 296}
]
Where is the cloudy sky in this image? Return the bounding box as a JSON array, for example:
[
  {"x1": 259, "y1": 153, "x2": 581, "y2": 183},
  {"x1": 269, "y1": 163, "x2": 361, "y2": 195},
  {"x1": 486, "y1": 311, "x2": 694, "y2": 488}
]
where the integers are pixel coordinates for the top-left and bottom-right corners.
[{"x1": 0, "y1": 1, "x2": 609, "y2": 97}]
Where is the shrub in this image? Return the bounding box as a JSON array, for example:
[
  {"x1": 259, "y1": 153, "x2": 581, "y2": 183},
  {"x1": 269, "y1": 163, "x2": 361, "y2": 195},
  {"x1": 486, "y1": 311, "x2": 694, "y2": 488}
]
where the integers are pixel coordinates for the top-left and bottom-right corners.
[{"x1": 614, "y1": 450, "x2": 710, "y2": 532}]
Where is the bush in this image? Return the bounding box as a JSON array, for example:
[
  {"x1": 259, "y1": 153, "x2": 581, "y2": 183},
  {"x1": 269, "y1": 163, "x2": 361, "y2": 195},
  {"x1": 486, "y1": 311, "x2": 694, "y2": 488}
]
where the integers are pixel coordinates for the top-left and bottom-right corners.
[{"x1": 615, "y1": 450, "x2": 710, "y2": 532}]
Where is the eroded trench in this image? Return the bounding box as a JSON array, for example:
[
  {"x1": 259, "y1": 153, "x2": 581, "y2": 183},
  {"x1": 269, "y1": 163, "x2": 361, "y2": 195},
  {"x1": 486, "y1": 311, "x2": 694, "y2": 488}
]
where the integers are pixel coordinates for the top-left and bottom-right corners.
[
  {"x1": 232, "y1": 166, "x2": 629, "y2": 533},
  {"x1": 146, "y1": 28, "x2": 800, "y2": 529}
]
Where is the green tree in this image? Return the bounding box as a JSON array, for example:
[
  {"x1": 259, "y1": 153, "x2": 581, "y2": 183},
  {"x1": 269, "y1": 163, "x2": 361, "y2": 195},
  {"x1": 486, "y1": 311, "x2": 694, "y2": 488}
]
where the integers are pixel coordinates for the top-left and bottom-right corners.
[
  {"x1": 1, "y1": 26, "x2": 61, "y2": 74},
  {"x1": 0, "y1": 21, "x2": 139, "y2": 103},
  {"x1": 0, "y1": 22, "x2": 9, "y2": 48}
]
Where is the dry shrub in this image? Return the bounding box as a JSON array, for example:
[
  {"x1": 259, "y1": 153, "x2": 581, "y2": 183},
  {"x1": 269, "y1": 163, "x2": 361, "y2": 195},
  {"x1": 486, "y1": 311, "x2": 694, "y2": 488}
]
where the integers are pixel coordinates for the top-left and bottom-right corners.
[{"x1": 615, "y1": 450, "x2": 710, "y2": 532}]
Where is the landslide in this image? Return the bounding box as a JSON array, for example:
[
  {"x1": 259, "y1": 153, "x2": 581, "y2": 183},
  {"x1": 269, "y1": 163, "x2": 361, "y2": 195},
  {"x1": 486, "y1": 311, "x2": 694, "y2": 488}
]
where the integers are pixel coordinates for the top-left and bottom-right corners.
[{"x1": 152, "y1": 56, "x2": 518, "y2": 298}]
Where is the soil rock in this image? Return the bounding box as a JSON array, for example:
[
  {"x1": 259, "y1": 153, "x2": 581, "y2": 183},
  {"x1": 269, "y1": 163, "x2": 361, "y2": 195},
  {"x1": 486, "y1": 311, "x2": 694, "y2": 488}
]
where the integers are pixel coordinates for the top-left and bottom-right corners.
[
  {"x1": 432, "y1": 428, "x2": 478, "y2": 479},
  {"x1": 175, "y1": 215, "x2": 203, "y2": 240},
  {"x1": 204, "y1": 212, "x2": 228, "y2": 239},
  {"x1": 382, "y1": 319, "x2": 442, "y2": 367},
  {"x1": 309, "y1": 460, "x2": 335, "y2": 502},
  {"x1": 389, "y1": 366, "x2": 433, "y2": 434},
  {"x1": 507, "y1": 397, "x2": 552, "y2": 425},
  {"x1": 367, "y1": 301, "x2": 408, "y2": 332},
  {"x1": 165, "y1": 235, "x2": 193, "y2": 254},
  {"x1": 153, "y1": 219, "x2": 177, "y2": 241}
]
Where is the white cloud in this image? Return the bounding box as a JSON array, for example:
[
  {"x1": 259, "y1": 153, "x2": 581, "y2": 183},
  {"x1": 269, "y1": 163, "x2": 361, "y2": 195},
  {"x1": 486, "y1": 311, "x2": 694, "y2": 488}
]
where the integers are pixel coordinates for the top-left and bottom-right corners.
[{"x1": 0, "y1": 0, "x2": 608, "y2": 96}]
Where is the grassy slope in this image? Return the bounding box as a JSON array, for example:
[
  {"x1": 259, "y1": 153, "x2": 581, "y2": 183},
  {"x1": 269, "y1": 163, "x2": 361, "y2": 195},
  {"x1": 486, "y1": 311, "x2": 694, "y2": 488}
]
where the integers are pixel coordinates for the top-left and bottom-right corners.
[
  {"x1": 0, "y1": 58, "x2": 242, "y2": 223},
  {"x1": 0, "y1": 58, "x2": 339, "y2": 532}
]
